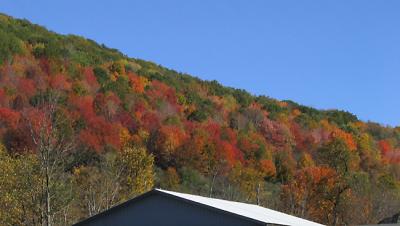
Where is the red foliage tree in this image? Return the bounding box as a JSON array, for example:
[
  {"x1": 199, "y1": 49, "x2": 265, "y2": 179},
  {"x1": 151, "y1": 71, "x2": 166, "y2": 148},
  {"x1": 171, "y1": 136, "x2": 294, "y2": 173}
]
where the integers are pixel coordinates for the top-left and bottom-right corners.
[
  {"x1": 70, "y1": 95, "x2": 96, "y2": 120},
  {"x1": 50, "y1": 74, "x2": 71, "y2": 91},
  {"x1": 259, "y1": 159, "x2": 276, "y2": 178},
  {"x1": 331, "y1": 129, "x2": 357, "y2": 151},
  {"x1": 0, "y1": 107, "x2": 21, "y2": 129},
  {"x1": 79, "y1": 117, "x2": 122, "y2": 152},
  {"x1": 151, "y1": 125, "x2": 187, "y2": 167},
  {"x1": 94, "y1": 92, "x2": 121, "y2": 120},
  {"x1": 281, "y1": 166, "x2": 338, "y2": 223},
  {"x1": 83, "y1": 67, "x2": 100, "y2": 92},
  {"x1": 17, "y1": 78, "x2": 36, "y2": 97},
  {"x1": 128, "y1": 72, "x2": 146, "y2": 94},
  {"x1": 378, "y1": 140, "x2": 392, "y2": 156},
  {"x1": 147, "y1": 80, "x2": 177, "y2": 105}
]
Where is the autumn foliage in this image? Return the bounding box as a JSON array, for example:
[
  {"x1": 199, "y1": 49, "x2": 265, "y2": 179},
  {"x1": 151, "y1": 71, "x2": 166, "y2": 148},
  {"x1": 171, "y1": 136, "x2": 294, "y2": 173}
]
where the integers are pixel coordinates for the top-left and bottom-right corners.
[{"x1": 0, "y1": 13, "x2": 399, "y2": 226}]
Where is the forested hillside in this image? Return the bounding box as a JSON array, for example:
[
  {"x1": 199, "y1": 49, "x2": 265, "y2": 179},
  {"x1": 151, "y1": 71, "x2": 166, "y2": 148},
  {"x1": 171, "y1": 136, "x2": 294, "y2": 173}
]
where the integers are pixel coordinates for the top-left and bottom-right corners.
[{"x1": 0, "y1": 13, "x2": 399, "y2": 226}]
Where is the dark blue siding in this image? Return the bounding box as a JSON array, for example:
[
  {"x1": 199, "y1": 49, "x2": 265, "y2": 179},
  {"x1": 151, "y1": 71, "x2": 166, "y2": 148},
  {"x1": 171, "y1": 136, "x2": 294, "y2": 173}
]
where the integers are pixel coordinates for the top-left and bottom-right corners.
[{"x1": 78, "y1": 194, "x2": 264, "y2": 226}]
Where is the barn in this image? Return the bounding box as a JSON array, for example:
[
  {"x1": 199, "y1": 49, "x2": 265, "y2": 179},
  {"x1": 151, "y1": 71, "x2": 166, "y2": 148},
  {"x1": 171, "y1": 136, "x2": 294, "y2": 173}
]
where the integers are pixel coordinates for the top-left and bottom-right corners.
[{"x1": 74, "y1": 189, "x2": 325, "y2": 226}]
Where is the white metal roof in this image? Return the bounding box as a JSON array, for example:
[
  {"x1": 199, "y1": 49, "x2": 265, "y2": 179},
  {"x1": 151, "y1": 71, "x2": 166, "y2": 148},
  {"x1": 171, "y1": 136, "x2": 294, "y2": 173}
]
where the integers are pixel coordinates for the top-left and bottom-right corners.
[{"x1": 156, "y1": 189, "x2": 325, "y2": 226}]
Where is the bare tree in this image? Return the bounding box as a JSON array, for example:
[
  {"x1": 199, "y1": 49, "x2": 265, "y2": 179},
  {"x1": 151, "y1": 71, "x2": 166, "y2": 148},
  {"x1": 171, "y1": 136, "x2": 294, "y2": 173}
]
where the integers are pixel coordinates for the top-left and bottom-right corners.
[
  {"x1": 73, "y1": 157, "x2": 124, "y2": 218},
  {"x1": 25, "y1": 91, "x2": 74, "y2": 226}
]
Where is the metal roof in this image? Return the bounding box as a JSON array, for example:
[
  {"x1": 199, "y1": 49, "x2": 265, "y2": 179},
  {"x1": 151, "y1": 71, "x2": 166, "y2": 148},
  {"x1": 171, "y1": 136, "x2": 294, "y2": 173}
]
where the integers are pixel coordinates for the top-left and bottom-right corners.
[
  {"x1": 74, "y1": 189, "x2": 325, "y2": 226},
  {"x1": 156, "y1": 189, "x2": 325, "y2": 226},
  {"x1": 359, "y1": 225, "x2": 400, "y2": 226}
]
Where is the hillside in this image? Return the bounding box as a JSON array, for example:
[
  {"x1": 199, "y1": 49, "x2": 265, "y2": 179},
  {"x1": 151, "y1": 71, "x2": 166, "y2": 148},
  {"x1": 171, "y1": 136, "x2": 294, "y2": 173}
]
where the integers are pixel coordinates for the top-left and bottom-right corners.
[{"x1": 0, "y1": 13, "x2": 399, "y2": 226}]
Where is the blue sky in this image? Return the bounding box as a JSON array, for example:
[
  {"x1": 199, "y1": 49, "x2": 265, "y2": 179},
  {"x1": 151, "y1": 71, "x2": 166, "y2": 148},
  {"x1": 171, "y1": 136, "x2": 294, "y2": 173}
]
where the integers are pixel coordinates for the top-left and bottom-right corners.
[{"x1": 1, "y1": 0, "x2": 399, "y2": 126}]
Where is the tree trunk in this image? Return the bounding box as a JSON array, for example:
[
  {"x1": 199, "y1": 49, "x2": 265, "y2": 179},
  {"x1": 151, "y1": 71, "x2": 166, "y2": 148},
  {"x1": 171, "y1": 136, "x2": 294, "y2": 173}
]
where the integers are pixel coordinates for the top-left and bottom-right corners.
[
  {"x1": 45, "y1": 159, "x2": 51, "y2": 226},
  {"x1": 256, "y1": 183, "x2": 261, "y2": 205},
  {"x1": 209, "y1": 172, "x2": 217, "y2": 198}
]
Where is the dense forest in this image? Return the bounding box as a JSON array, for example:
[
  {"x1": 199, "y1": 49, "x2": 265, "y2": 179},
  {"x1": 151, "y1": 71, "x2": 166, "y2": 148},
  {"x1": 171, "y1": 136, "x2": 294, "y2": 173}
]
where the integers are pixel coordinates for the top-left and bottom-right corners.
[{"x1": 0, "y1": 13, "x2": 399, "y2": 226}]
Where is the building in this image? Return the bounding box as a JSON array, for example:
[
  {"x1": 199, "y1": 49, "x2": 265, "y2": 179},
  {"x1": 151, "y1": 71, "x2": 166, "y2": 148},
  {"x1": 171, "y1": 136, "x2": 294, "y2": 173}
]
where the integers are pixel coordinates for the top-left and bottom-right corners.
[
  {"x1": 360, "y1": 225, "x2": 400, "y2": 226},
  {"x1": 74, "y1": 189, "x2": 325, "y2": 226},
  {"x1": 379, "y1": 212, "x2": 400, "y2": 224},
  {"x1": 359, "y1": 212, "x2": 400, "y2": 226}
]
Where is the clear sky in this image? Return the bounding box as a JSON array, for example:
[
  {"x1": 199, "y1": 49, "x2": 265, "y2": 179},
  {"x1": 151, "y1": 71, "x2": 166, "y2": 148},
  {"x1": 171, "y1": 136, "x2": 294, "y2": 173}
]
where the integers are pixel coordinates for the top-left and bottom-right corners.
[{"x1": 0, "y1": 0, "x2": 399, "y2": 126}]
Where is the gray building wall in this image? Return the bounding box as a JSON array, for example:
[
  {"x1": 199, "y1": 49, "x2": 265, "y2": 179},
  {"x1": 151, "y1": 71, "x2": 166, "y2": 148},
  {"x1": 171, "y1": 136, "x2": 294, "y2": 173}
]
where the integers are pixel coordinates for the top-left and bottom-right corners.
[{"x1": 76, "y1": 193, "x2": 265, "y2": 226}]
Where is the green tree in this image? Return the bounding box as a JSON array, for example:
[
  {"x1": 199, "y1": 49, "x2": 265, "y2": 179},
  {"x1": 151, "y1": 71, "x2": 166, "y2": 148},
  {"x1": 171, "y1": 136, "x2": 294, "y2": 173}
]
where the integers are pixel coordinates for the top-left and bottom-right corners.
[
  {"x1": 93, "y1": 67, "x2": 110, "y2": 85},
  {"x1": 318, "y1": 138, "x2": 361, "y2": 225},
  {"x1": 318, "y1": 138, "x2": 352, "y2": 174},
  {"x1": 0, "y1": 30, "x2": 23, "y2": 64},
  {"x1": 229, "y1": 163, "x2": 265, "y2": 204},
  {"x1": 117, "y1": 146, "x2": 155, "y2": 199},
  {"x1": 0, "y1": 144, "x2": 41, "y2": 226},
  {"x1": 274, "y1": 150, "x2": 296, "y2": 183}
]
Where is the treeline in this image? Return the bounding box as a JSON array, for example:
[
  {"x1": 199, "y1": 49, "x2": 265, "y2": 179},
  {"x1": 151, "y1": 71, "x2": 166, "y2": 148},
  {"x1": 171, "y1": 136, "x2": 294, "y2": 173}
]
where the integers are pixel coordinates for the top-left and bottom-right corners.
[{"x1": 0, "y1": 13, "x2": 399, "y2": 226}]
